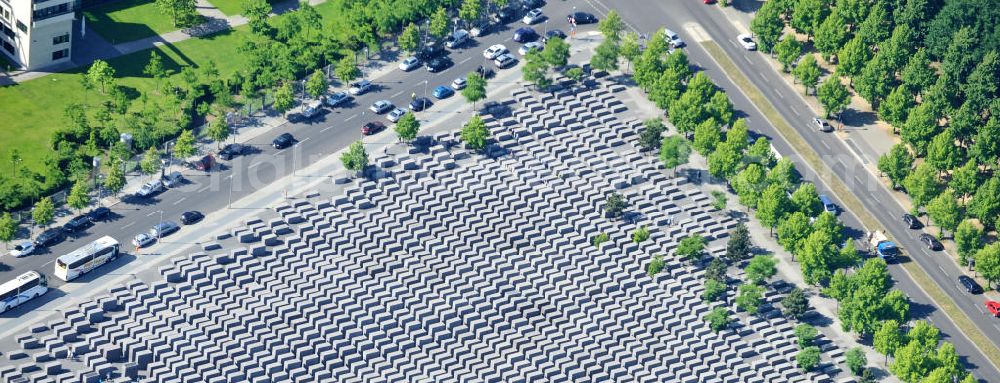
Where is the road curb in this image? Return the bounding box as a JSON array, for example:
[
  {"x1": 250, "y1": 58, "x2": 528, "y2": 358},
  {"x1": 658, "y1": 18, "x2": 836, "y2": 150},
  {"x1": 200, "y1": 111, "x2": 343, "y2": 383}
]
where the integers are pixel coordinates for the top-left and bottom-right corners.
[{"x1": 699, "y1": 40, "x2": 1000, "y2": 371}]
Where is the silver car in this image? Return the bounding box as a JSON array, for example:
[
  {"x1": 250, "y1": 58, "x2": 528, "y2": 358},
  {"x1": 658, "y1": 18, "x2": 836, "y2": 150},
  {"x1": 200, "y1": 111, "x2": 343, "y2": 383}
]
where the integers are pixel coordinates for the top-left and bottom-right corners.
[
  {"x1": 135, "y1": 180, "x2": 164, "y2": 198},
  {"x1": 149, "y1": 221, "x2": 180, "y2": 238},
  {"x1": 387, "y1": 108, "x2": 407, "y2": 123},
  {"x1": 162, "y1": 171, "x2": 183, "y2": 188},
  {"x1": 370, "y1": 100, "x2": 393, "y2": 114}
]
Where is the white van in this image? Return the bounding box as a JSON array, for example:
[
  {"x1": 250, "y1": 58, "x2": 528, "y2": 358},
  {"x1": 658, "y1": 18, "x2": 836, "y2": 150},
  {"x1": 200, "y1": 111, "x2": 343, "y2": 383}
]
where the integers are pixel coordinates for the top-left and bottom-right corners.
[
  {"x1": 301, "y1": 100, "x2": 323, "y2": 119},
  {"x1": 446, "y1": 29, "x2": 470, "y2": 49}
]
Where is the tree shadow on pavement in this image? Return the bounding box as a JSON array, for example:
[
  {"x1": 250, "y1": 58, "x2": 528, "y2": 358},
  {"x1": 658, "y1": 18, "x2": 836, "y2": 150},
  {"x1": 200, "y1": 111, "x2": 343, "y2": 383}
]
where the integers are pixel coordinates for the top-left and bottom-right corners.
[
  {"x1": 730, "y1": 0, "x2": 764, "y2": 14},
  {"x1": 839, "y1": 107, "x2": 878, "y2": 129}
]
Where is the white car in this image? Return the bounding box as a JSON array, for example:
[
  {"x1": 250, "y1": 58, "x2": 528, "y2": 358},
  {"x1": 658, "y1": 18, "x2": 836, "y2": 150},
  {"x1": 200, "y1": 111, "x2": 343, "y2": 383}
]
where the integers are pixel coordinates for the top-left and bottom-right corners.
[
  {"x1": 451, "y1": 77, "x2": 467, "y2": 90},
  {"x1": 8, "y1": 241, "x2": 35, "y2": 257},
  {"x1": 522, "y1": 9, "x2": 544, "y2": 25},
  {"x1": 484, "y1": 44, "x2": 508, "y2": 60},
  {"x1": 399, "y1": 57, "x2": 420, "y2": 71},
  {"x1": 132, "y1": 233, "x2": 155, "y2": 248},
  {"x1": 664, "y1": 28, "x2": 685, "y2": 48},
  {"x1": 812, "y1": 117, "x2": 833, "y2": 132},
  {"x1": 349, "y1": 80, "x2": 372, "y2": 95},
  {"x1": 494, "y1": 53, "x2": 517, "y2": 69},
  {"x1": 135, "y1": 180, "x2": 164, "y2": 198},
  {"x1": 387, "y1": 108, "x2": 407, "y2": 123},
  {"x1": 518, "y1": 41, "x2": 543, "y2": 56},
  {"x1": 737, "y1": 34, "x2": 756, "y2": 50},
  {"x1": 370, "y1": 100, "x2": 393, "y2": 114}
]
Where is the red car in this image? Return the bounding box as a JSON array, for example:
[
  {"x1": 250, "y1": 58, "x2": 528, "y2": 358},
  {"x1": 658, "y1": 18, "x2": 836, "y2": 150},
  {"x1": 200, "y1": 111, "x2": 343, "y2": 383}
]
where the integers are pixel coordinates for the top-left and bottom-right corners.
[
  {"x1": 362, "y1": 121, "x2": 386, "y2": 135},
  {"x1": 704, "y1": 0, "x2": 716, "y2": 3},
  {"x1": 191, "y1": 154, "x2": 215, "y2": 171},
  {"x1": 988, "y1": 301, "x2": 1000, "y2": 317}
]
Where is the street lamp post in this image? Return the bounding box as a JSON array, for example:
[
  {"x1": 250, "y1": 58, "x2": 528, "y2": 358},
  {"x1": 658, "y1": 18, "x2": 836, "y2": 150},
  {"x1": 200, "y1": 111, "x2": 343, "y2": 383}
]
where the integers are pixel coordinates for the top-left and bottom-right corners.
[{"x1": 157, "y1": 210, "x2": 163, "y2": 242}]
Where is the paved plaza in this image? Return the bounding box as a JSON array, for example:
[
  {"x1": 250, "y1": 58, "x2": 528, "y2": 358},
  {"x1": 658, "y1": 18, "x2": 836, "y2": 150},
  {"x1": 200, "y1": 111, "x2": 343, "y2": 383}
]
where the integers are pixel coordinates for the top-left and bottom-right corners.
[{"x1": 0, "y1": 77, "x2": 852, "y2": 382}]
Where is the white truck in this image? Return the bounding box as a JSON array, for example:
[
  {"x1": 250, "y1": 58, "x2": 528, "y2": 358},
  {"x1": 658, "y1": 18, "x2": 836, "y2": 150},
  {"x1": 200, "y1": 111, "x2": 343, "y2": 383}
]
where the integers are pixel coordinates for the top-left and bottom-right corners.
[{"x1": 301, "y1": 100, "x2": 323, "y2": 119}]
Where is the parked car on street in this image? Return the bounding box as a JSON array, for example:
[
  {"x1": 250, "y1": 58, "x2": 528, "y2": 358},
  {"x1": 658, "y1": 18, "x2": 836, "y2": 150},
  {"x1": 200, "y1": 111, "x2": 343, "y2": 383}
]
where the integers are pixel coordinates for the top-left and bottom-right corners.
[
  {"x1": 325, "y1": 91, "x2": 351, "y2": 107},
  {"x1": 132, "y1": 233, "x2": 155, "y2": 248},
  {"x1": 150, "y1": 221, "x2": 180, "y2": 238},
  {"x1": 370, "y1": 100, "x2": 394, "y2": 114},
  {"x1": 135, "y1": 180, "x2": 165, "y2": 198},
  {"x1": 427, "y1": 56, "x2": 453, "y2": 72},
  {"x1": 513, "y1": 27, "x2": 538, "y2": 43},
  {"x1": 34, "y1": 228, "x2": 65, "y2": 248},
  {"x1": 484, "y1": 44, "x2": 508, "y2": 60},
  {"x1": 518, "y1": 41, "x2": 543, "y2": 56},
  {"x1": 272, "y1": 133, "x2": 295, "y2": 149},
  {"x1": 494, "y1": 53, "x2": 517, "y2": 68},
  {"x1": 162, "y1": 171, "x2": 184, "y2": 188},
  {"x1": 959, "y1": 275, "x2": 983, "y2": 294},
  {"x1": 737, "y1": 34, "x2": 757, "y2": 50},
  {"x1": 190, "y1": 155, "x2": 215, "y2": 171},
  {"x1": 919, "y1": 233, "x2": 942, "y2": 251},
  {"x1": 522, "y1": 9, "x2": 544, "y2": 24},
  {"x1": 399, "y1": 57, "x2": 421, "y2": 71},
  {"x1": 63, "y1": 215, "x2": 93, "y2": 233},
  {"x1": 348, "y1": 80, "x2": 372, "y2": 95},
  {"x1": 445, "y1": 29, "x2": 471, "y2": 48},
  {"x1": 8, "y1": 242, "x2": 35, "y2": 257},
  {"x1": 387, "y1": 108, "x2": 407, "y2": 123},
  {"x1": 567, "y1": 11, "x2": 597, "y2": 24},
  {"x1": 451, "y1": 77, "x2": 467, "y2": 90},
  {"x1": 219, "y1": 143, "x2": 249, "y2": 160},
  {"x1": 409, "y1": 97, "x2": 433, "y2": 112},
  {"x1": 476, "y1": 65, "x2": 496, "y2": 79},
  {"x1": 433, "y1": 85, "x2": 455, "y2": 99},
  {"x1": 87, "y1": 207, "x2": 111, "y2": 222},
  {"x1": 902, "y1": 214, "x2": 922, "y2": 229},
  {"x1": 362, "y1": 121, "x2": 387, "y2": 135},
  {"x1": 180, "y1": 211, "x2": 204, "y2": 225},
  {"x1": 543, "y1": 29, "x2": 566, "y2": 43}
]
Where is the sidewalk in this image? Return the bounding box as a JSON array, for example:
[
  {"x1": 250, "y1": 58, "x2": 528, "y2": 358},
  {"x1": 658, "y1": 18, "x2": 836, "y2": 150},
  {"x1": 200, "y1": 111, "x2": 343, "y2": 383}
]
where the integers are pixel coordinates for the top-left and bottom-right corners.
[{"x1": 2, "y1": 0, "x2": 325, "y2": 85}]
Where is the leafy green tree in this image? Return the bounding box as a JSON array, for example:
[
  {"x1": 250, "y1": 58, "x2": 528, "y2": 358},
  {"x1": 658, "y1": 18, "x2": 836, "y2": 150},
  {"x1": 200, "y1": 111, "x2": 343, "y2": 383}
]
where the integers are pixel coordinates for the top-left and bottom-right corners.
[
  {"x1": 800, "y1": 230, "x2": 835, "y2": 285},
  {"x1": 462, "y1": 72, "x2": 487, "y2": 110},
  {"x1": 976, "y1": 243, "x2": 1000, "y2": 289},
  {"x1": 880, "y1": 289, "x2": 910, "y2": 324},
  {"x1": 855, "y1": 55, "x2": 896, "y2": 109},
  {"x1": 725, "y1": 223, "x2": 752, "y2": 263},
  {"x1": 241, "y1": 0, "x2": 272, "y2": 35},
  {"x1": 791, "y1": 182, "x2": 823, "y2": 217},
  {"x1": 706, "y1": 307, "x2": 731, "y2": 332},
  {"x1": 793, "y1": 54, "x2": 822, "y2": 94},
  {"x1": 891, "y1": 340, "x2": 933, "y2": 383},
  {"x1": 707, "y1": 142, "x2": 742, "y2": 180},
  {"x1": 817, "y1": 76, "x2": 850, "y2": 119},
  {"x1": 598, "y1": 10, "x2": 625, "y2": 42},
  {"x1": 647, "y1": 254, "x2": 665, "y2": 277},
  {"x1": 880, "y1": 25, "x2": 915, "y2": 73},
  {"x1": 86, "y1": 60, "x2": 116, "y2": 94},
  {"x1": 592, "y1": 232, "x2": 610, "y2": 248},
  {"x1": 736, "y1": 283, "x2": 765, "y2": 314},
  {"x1": 954, "y1": 220, "x2": 983, "y2": 266},
  {"x1": 399, "y1": 23, "x2": 421, "y2": 54},
  {"x1": 663, "y1": 50, "x2": 692, "y2": 81},
  {"x1": 971, "y1": 117, "x2": 1000, "y2": 166},
  {"x1": 934, "y1": 342, "x2": 965, "y2": 382},
  {"x1": 340, "y1": 141, "x2": 368, "y2": 174},
  {"x1": 638, "y1": 119, "x2": 666, "y2": 152},
  {"x1": 103, "y1": 159, "x2": 127, "y2": 197},
  {"x1": 394, "y1": 113, "x2": 420, "y2": 142},
  {"x1": 564, "y1": 67, "x2": 584, "y2": 82},
  {"x1": 879, "y1": 85, "x2": 914, "y2": 132},
  {"x1": 962, "y1": 50, "x2": 999, "y2": 111},
  {"x1": 778, "y1": 212, "x2": 813, "y2": 253},
  {"x1": 797, "y1": 346, "x2": 822, "y2": 371},
  {"x1": 305, "y1": 70, "x2": 328, "y2": 99},
  {"x1": 632, "y1": 225, "x2": 650, "y2": 243},
  {"x1": 335, "y1": 55, "x2": 361, "y2": 84},
  {"x1": 273, "y1": 82, "x2": 295, "y2": 116},
  {"x1": 619, "y1": 32, "x2": 641, "y2": 72},
  {"x1": 693, "y1": 118, "x2": 722, "y2": 155},
  {"x1": 926, "y1": 190, "x2": 960, "y2": 237},
  {"x1": 949, "y1": 102, "x2": 980, "y2": 146},
  {"x1": 140, "y1": 147, "x2": 161, "y2": 176},
  {"x1": 589, "y1": 40, "x2": 620, "y2": 74},
  {"x1": 794, "y1": 323, "x2": 819, "y2": 349},
  {"x1": 940, "y1": 27, "x2": 978, "y2": 84},
  {"x1": 768, "y1": 158, "x2": 800, "y2": 191},
  {"x1": 155, "y1": 0, "x2": 197, "y2": 27},
  {"x1": 747, "y1": 137, "x2": 776, "y2": 167},
  {"x1": 542, "y1": 37, "x2": 570, "y2": 68},
  {"x1": 791, "y1": 0, "x2": 827, "y2": 37},
  {"x1": 649, "y1": 70, "x2": 684, "y2": 111},
  {"x1": 746, "y1": 254, "x2": 778, "y2": 284},
  {"x1": 968, "y1": 176, "x2": 1000, "y2": 229},
  {"x1": 751, "y1": 0, "x2": 785, "y2": 52},
  {"x1": 878, "y1": 144, "x2": 914, "y2": 189},
  {"x1": 659, "y1": 136, "x2": 691, "y2": 175},
  {"x1": 461, "y1": 114, "x2": 490, "y2": 150},
  {"x1": 874, "y1": 320, "x2": 904, "y2": 363},
  {"x1": 668, "y1": 92, "x2": 705, "y2": 134},
  {"x1": 459, "y1": 0, "x2": 482, "y2": 23},
  {"x1": 522, "y1": 51, "x2": 551, "y2": 89},
  {"x1": 814, "y1": 12, "x2": 848, "y2": 61},
  {"x1": 703, "y1": 279, "x2": 727, "y2": 302},
  {"x1": 32, "y1": 197, "x2": 55, "y2": 228},
  {"x1": 733, "y1": 163, "x2": 767, "y2": 208},
  {"x1": 0, "y1": 213, "x2": 16, "y2": 249},
  {"x1": 429, "y1": 8, "x2": 450, "y2": 40},
  {"x1": 845, "y1": 347, "x2": 867, "y2": 376},
  {"x1": 781, "y1": 287, "x2": 809, "y2": 319},
  {"x1": 902, "y1": 104, "x2": 940, "y2": 156},
  {"x1": 903, "y1": 163, "x2": 942, "y2": 210},
  {"x1": 757, "y1": 184, "x2": 791, "y2": 233},
  {"x1": 775, "y1": 36, "x2": 803, "y2": 72},
  {"x1": 836, "y1": 36, "x2": 870, "y2": 79},
  {"x1": 174, "y1": 129, "x2": 197, "y2": 158},
  {"x1": 706, "y1": 257, "x2": 727, "y2": 283},
  {"x1": 207, "y1": 117, "x2": 230, "y2": 148},
  {"x1": 727, "y1": 118, "x2": 751, "y2": 149},
  {"x1": 676, "y1": 234, "x2": 707, "y2": 262},
  {"x1": 604, "y1": 192, "x2": 626, "y2": 218},
  {"x1": 67, "y1": 179, "x2": 91, "y2": 212},
  {"x1": 144, "y1": 51, "x2": 166, "y2": 88},
  {"x1": 854, "y1": 0, "x2": 890, "y2": 46},
  {"x1": 901, "y1": 48, "x2": 936, "y2": 95},
  {"x1": 926, "y1": 129, "x2": 962, "y2": 173},
  {"x1": 706, "y1": 92, "x2": 734, "y2": 127},
  {"x1": 813, "y1": 211, "x2": 845, "y2": 244}
]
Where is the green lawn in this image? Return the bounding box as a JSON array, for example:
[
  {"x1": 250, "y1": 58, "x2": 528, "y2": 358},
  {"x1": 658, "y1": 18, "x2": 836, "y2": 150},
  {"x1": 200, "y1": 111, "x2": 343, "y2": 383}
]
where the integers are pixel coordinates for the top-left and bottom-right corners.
[
  {"x1": 0, "y1": 27, "x2": 246, "y2": 174},
  {"x1": 83, "y1": 0, "x2": 187, "y2": 43},
  {"x1": 205, "y1": 0, "x2": 244, "y2": 16}
]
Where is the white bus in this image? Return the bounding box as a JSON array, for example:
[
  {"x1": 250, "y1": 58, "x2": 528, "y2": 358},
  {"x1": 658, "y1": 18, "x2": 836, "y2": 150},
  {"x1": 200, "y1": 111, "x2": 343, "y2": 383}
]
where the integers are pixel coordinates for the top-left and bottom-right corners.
[
  {"x1": 0, "y1": 271, "x2": 49, "y2": 314},
  {"x1": 54, "y1": 236, "x2": 120, "y2": 282}
]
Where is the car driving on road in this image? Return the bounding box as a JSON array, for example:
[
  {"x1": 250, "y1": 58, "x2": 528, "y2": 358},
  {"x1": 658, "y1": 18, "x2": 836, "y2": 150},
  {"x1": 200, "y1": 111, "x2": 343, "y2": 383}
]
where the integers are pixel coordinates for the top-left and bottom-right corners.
[
  {"x1": 567, "y1": 11, "x2": 597, "y2": 24},
  {"x1": 132, "y1": 233, "x2": 155, "y2": 248},
  {"x1": 272, "y1": 133, "x2": 294, "y2": 149},
  {"x1": 958, "y1": 275, "x2": 983, "y2": 294},
  {"x1": 8, "y1": 242, "x2": 35, "y2": 257},
  {"x1": 664, "y1": 28, "x2": 685, "y2": 48},
  {"x1": 513, "y1": 27, "x2": 538, "y2": 43},
  {"x1": 87, "y1": 207, "x2": 111, "y2": 222},
  {"x1": 427, "y1": 57, "x2": 453, "y2": 72},
  {"x1": 63, "y1": 215, "x2": 93, "y2": 233},
  {"x1": 219, "y1": 143, "x2": 250, "y2": 160},
  {"x1": 162, "y1": 171, "x2": 184, "y2": 188},
  {"x1": 180, "y1": 211, "x2": 204, "y2": 225},
  {"x1": 812, "y1": 117, "x2": 833, "y2": 132},
  {"x1": 902, "y1": 214, "x2": 922, "y2": 229},
  {"x1": 34, "y1": 228, "x2": 65, "y2": 248},
  {"x1": 737, "y1": 34, "x2": 757, "y2": 50},
  {"x1": 919, "y1": 233, "x2": 942, "y2": 251}
]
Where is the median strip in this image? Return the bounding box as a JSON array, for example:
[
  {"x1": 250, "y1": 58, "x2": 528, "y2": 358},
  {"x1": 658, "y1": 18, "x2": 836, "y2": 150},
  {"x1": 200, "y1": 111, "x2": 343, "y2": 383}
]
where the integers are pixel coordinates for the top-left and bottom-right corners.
[{"x1": 701, "y1": 40, "x2": 1000, "y2": 370}]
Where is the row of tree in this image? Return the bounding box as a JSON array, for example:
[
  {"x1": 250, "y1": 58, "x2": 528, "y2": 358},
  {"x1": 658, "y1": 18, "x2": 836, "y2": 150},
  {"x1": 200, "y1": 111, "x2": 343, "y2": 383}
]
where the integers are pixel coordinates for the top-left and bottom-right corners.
[{"x1": 750, "y1": 0, "x2": 1000, "y2": 283}]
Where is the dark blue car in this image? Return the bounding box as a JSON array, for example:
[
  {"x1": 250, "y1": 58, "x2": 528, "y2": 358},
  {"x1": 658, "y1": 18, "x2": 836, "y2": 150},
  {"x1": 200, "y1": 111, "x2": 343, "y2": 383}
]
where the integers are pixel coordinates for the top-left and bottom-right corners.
[{"x1": 432, "y1": 85, "x2": 455, "y2": 99}]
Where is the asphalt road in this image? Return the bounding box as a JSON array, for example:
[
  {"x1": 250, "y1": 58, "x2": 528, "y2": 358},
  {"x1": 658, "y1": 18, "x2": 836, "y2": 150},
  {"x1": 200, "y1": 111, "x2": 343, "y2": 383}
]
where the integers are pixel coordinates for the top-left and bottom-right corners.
[
  {"x1": 581, "y1": 0, "x2": 1000, "y2": 379},
  {"x1": 0, "y1": 1, "x2": 594, "y2": 298}
]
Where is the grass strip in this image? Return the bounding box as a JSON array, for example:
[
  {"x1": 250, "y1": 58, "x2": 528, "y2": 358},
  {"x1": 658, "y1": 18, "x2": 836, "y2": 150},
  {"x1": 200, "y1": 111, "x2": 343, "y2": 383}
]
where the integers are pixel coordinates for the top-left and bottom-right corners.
[{"x1": 702, "y1": 40, "x2": 1000, "y2": 369}]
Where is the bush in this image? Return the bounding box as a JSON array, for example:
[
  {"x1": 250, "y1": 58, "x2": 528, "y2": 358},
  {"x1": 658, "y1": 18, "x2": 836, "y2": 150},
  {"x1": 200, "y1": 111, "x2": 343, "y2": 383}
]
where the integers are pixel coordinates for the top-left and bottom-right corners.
[
  {"x1": 845, "y1": 347, "x2": 867, "y2": 376},
  {"x1": 797, "y1": 346, "x2": 821, "y2": 371},
  {"x1": 794, "y1": 323, "x2": 818, "y2": 349}
]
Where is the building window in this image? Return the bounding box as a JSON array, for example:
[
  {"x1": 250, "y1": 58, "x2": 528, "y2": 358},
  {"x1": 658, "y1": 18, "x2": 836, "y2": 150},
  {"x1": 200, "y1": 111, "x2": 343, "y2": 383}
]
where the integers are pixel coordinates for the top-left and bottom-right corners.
[
  {"x1": 53, "y1": 33, "x2": 69, "y2": 44},
  {"x1": 33, "y1": 3, "x2": 70, "y2": 21},
  {"x1": 2, "y1": 41, "x2": 14, "y2": 55},
  {"x1": 51, "y1": 48, "x2": 68, "y2": 60},
  {"x1": 16, "y1": 20, "x2": 25, "y2": 33}
]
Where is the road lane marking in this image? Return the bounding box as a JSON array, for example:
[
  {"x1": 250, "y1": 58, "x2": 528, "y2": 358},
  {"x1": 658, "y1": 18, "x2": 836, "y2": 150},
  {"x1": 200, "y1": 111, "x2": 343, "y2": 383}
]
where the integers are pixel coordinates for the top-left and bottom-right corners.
[
  {"x1": 196, "y1": 186, "x2": 209, "y2": 193},
  {"x1": 869, "y1": 193, "x2": 879, "y2": 203},
  {"x1": 173, "y1": 197, "x2": 186, "y2": 205},
  {"x1": 299, "y1": 137, "x2": 311, "y2": 143},
  {"x1": 791, "y1": 108, "x2": 800, "y2": 116},
  {"x1": 345, "y1": 114, "x2": 357, "y2": 122},
  {"x1": 391, "y1": 90, "x2": 404, "y2": 98},
  {"x1": 247, "y1": 162, "x2": 262, "y2": 169},
  {"x1": 274, "y1": 149, "x2": 287, "y2": 156},
  {"x1": 774, "y1": 89, "x2": 784, "y2": 99},
  {"x1": 819, "y1": 140, "x2": 831, "y2": 151},
  {"x1": 320, "y1": 126, "x2": 334, "y2": 132},
  {"x1": 146, "y1": 211, "x2": 157, "y2": 217},
  {"x1": 122, "y1": 222, "x2": 135, "y2": 229},
  {"x1": 758, "y1": 72, "x2": 767, "y2": 80},
  {"x1": 743, "y1": 55, "x2": 752, "y2": 65},
  {"x1": 458, "y1": 57, "x2": 472, "y2": 65}
]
